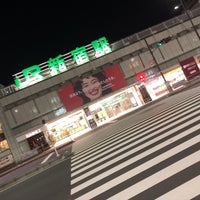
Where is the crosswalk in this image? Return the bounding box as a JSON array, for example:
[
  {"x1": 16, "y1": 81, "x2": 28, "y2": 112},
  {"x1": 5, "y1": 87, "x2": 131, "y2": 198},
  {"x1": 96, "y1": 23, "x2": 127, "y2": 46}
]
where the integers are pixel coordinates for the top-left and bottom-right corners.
[{"x1": 70, "y1": 93, "x2": 200, "y2": 200}]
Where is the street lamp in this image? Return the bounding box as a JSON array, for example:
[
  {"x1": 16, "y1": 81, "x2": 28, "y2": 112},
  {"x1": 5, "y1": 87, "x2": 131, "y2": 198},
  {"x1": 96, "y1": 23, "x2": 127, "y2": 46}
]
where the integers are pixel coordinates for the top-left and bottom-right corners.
[
  {"x1": 174, "y1": 0, "x2": 200, "y2": 40},
  {"x1": 174, "y1": 5, "x2": 180, "y2": 10}
]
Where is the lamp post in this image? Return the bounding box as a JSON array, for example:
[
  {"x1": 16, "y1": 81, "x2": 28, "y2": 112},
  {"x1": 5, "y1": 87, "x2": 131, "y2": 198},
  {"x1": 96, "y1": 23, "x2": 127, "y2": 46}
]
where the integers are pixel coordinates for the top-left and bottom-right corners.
[{"x1": 175, "y1": 0, "x2": 200, "y2": 40}]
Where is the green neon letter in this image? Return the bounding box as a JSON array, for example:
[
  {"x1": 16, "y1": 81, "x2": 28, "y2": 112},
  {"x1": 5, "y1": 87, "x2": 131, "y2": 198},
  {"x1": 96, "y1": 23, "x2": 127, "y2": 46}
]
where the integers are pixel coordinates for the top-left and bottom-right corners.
[
  {"x1": 22, "y1": 65, "x2": 43, "y2": 80},
  {"x1": 71, "y1": 46, "x2": 89, "y2": 65}
]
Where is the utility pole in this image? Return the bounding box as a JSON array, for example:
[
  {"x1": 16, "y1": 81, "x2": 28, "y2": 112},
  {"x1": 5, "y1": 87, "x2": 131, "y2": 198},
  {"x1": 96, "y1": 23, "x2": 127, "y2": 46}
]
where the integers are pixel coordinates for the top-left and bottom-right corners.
[
  {"x1": 179, "y1": 0, "x2": 200, "y2": 40},
  {"x1": 143, "y1": 39, "x2": 172, "y2": 92}
]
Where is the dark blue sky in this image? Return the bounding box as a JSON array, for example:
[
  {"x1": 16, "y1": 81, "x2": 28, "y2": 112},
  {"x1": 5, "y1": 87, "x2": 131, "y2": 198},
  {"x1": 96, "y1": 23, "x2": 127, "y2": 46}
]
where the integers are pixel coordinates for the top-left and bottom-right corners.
[{"x1": 0, "y1": 1, "x2": 177, "y2": 86}]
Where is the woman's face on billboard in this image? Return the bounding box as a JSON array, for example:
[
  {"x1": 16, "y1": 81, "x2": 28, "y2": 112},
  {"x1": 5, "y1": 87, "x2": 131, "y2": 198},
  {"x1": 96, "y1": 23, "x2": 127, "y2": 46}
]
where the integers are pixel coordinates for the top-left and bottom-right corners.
[{"x1": 81, "y1": 76, "x2": 102, "y2": 101}]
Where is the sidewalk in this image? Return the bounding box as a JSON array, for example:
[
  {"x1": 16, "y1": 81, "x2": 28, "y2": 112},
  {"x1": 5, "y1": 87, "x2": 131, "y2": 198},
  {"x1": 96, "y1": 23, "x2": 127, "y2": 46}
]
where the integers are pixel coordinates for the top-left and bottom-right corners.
[
  {"x1": 0, "y1": 143, "x2": 75, "y2": 191},
  {"x1": 1, "y1": 77, "x2": 200, "y2": 190}
]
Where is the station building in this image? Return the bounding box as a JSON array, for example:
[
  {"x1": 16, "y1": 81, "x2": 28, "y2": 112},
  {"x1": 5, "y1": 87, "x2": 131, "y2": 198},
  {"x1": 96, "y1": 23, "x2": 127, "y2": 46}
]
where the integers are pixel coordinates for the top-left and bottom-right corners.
[{"x1": 0, "y1": 7, "x2": 200, "y2": 169}]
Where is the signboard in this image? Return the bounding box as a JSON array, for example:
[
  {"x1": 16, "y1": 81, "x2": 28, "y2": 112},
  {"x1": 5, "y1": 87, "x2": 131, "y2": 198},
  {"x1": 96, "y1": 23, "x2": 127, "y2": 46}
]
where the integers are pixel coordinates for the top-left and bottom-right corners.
[
  {"x1": 179, "y1": 57, "x2": 200, "y2": 80},
  {"x1": 13, "y1": 36, "x2": 112, "y2": 89},
  {"x1": 58, "y1": 64, "x2": 127, "y2": 111},
  {"x1": 136, "y1": 72, "x2": 146, "y2": 82}
]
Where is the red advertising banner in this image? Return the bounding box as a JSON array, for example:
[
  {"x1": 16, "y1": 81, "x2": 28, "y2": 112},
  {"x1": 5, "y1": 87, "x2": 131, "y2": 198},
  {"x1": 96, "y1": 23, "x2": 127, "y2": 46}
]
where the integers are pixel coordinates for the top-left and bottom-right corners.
[
  {"x1": 179, "y1": 57, "x2": 200, "y2": 80},
  {"x1": 58, "y1": 64, "x2": 127, "y2": 111}
]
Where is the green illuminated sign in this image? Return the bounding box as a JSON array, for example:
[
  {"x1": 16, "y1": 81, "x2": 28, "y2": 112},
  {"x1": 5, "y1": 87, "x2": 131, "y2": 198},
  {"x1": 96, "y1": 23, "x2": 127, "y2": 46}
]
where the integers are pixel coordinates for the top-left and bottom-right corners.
[
  {"x1": 13, "y1": 36, "x2": 112, "y2": 89},
  {"x1": 48, "y1": 54, "x2": 67, "y2": 76},
  {"x1": 71, "y1": 46, "x2": 89, "y2": 65},
  {"x1": 15, "y1": 65, "x2": 43, "y2": 87},
  {"x1": 92, "y1": 37, "x2": 112, "y2": 57}
]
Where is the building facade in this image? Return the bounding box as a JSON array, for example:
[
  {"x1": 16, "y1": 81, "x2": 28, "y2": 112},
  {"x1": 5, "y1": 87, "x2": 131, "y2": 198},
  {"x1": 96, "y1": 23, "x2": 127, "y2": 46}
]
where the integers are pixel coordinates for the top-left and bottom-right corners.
[{"x1": 0, "y1": 7, "x2": 200, "y2": 169}]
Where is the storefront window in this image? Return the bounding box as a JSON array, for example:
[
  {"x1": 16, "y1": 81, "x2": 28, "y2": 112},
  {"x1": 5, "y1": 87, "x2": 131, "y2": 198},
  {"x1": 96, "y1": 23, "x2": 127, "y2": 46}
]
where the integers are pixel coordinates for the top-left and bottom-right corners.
[
  {"x1": 145, "y1": 75, "x2": 168, "y2": 100},
  {"x1": 0, "y1": 139, "x2": 9, "y2": 152},
  {"x1": 103, "y1": 92, "x2": 134, "y2": 117},
  {"x1": 0, "y1": 123, "x2": 9, "y2": 152},
  {"x1": 89, "y1": 106, "x2": 108, "y2": 124},
  {"x1": 46, "y1": 87, "x2": 143, "y2": 145},
  {"x1": 164, "y1": 67, "x2": 187, "y2": 90},
  {"x1": 89, "y1": 87, "x2": 142, "y2": 121},
  {"x1": 47, "y1": 111, "x2": 89, "y2": 143},
  {"x1": 194, "y1": 55, "x2": 200, "y2": 69}
]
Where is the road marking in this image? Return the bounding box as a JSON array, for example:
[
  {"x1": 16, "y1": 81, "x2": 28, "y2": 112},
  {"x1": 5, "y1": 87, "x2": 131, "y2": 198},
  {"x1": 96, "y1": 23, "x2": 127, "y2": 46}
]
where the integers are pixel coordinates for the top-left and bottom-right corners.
[
  {"x1": 155, "y1": 175, "x2": 200, "y2": 200},
  {"x1": 41, "y1": 152, "x2": 54, "y2": 164},
  {"x1": 71, "y1": 134, "x2": 199, "y2": 193}
]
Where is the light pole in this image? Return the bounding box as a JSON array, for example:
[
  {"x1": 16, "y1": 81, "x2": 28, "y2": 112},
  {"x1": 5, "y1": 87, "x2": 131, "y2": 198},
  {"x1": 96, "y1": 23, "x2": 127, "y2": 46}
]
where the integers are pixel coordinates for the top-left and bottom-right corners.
[{"x1": 175, "y1": 0, "x2": 200, "y2": 40}]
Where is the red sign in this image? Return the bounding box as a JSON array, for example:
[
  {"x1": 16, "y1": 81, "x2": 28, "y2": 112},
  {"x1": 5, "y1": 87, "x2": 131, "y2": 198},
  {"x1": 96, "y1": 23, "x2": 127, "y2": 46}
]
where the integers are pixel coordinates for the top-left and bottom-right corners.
[
  {"x1": 136, "y1": 72, "x2": 146, "y2": 82},
  {"x1": 179, "y1": 57, "x2": 200, "y2": 80},
  {"x1": 58, "y1": 65, "x2": 127, "y2": 111}
]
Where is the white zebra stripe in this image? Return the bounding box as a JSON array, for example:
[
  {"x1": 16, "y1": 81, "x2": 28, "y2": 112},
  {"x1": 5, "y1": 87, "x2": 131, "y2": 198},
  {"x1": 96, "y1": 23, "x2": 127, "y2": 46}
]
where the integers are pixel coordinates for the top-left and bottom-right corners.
[
  {"x1": 70, "y1": 94, "x2": 200, "y2": 199},
  {"x1": 72, "y1": 99, "x2": 199, "y2": 163},
  {"x1": 71, "y1": 113, "x2": 200, "y2": 176},
  {"x1": 72, "y1": 95, "x2": 199, "y2": 162},
  {"x1": 73, "y1": 150, "x2": 200, "y2": 199},
  {"x1": 155, "y1": 175, "x2": 200, "y2": 200},
  {"x1": 71, "y1": 126, "x2": 199, "y2": 195},
  {"x1": 107, "y1": 151, "x2": 200, "y2": 200}
]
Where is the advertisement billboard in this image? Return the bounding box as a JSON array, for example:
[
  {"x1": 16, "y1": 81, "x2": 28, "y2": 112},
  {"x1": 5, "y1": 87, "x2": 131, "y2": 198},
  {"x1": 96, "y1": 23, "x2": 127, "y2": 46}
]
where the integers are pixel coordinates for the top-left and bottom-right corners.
[
  {"x1": 58, "y1": 65, "x2": 127, "y2": 111},
  {"x1": 179, "y1": 57, "x2": 200, "y2": 80}
]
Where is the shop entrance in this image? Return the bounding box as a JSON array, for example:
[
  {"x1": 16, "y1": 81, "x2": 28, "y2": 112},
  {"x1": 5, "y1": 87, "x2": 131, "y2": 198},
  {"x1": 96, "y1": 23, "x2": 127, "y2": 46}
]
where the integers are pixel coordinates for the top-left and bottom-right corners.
[
  {"x1": 138, "y1": 84, "x2": 152, "y2": 103},
  {"x1": 83, "y1": 107, "x2": 97, "y2": 129},
  {"x1": 27, "y1": 132, "x2": 49, "y2": 152}
]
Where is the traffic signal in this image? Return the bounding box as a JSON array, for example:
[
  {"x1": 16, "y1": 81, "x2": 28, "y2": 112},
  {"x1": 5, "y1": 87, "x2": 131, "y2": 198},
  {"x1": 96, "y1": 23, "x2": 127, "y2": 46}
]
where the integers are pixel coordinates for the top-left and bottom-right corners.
[
  {"x1": 157, "y1": 36, "x2": 173, "y2": 47},
  {"x1": 136, "y1": 72, "x2": 146, "y2": 82},
  {"x1": 157, "y1": 41, "x2": 163, "y2": 47}
]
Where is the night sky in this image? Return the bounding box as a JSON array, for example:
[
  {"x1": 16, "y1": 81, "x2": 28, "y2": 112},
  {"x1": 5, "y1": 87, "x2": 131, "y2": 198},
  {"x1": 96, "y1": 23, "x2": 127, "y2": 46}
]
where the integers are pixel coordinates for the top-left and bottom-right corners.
[{"x1": 0, "y1": 1, "x2": 178, "y2": 86}]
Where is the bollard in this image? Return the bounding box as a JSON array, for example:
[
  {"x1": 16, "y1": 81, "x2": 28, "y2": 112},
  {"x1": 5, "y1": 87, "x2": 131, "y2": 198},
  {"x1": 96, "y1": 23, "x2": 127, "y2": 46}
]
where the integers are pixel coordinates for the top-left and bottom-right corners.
[{"x1": 54, "y1": 147, "x2": 60, "y2": 157}]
